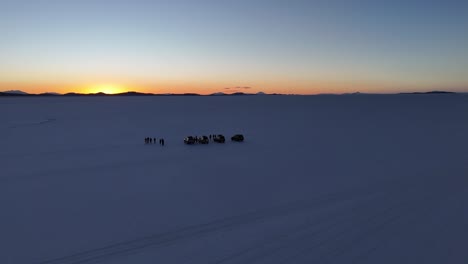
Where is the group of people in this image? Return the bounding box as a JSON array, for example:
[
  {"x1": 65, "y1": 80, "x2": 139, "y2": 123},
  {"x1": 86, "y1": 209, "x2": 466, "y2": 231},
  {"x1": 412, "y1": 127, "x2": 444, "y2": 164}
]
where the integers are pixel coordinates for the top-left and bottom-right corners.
[{"x1": 144, "y1": 137, "x2": 165, "y2": 146}]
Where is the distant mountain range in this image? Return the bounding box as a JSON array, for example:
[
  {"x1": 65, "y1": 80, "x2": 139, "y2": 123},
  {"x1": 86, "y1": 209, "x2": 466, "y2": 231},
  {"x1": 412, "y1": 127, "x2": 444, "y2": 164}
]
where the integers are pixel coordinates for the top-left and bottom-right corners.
[
  {"x1": 0, "y1": 90, "x2": 462, "y2": 97},
  {"x1": 0, "y1": 90, "x2": 272, "y2": 96},
  {"x1": 399, "y1": 91, "x2": 457, "y2": 95},
  {"x1": 2, "y1": 90, "x2": 30, "y2": 95}
]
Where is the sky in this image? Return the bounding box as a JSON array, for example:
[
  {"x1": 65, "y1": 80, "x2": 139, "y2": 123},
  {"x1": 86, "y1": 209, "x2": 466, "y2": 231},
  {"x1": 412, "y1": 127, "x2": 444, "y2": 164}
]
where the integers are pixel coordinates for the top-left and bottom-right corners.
[{"x1": 1, "y1": 0, "x2": 467, "y2": 94}]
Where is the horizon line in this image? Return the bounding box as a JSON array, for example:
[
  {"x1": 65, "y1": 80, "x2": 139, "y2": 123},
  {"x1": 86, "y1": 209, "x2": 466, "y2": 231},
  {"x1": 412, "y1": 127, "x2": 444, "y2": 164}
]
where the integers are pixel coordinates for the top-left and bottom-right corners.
[{"x1": 0, "y1": 90, "x2": 462, "y2": 97}]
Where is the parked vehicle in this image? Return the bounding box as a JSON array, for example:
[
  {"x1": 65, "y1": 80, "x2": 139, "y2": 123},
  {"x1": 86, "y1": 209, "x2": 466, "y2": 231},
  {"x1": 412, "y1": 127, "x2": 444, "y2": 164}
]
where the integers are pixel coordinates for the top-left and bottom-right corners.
[
  {"x1": 231, "y1": 134, "x2": 244, "y2": 142},
  {"x1": 184, "y1": 136, "x2": 196, "y2": 145},
  {"x1": 198, "y1": 135, "x2": 209, "y2": 144},
  {"x1": 213, "y1": 134, "x2": 225, "y2": 143}
]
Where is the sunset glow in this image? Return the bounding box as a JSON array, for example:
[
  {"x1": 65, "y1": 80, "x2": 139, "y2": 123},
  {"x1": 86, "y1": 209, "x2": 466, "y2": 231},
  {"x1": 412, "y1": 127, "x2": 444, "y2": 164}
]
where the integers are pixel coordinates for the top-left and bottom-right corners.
[
  {"x1": 1, "y1": 1, "x2": 467, "y2": 95},
  {"x1": 86, "y1": 84, "x2": 126, "y2": 94}
]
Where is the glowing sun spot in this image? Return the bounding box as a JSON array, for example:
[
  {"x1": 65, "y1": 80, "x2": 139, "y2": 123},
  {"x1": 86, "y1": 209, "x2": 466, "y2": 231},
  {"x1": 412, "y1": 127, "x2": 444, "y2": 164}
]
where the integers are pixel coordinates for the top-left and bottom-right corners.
[{"x1": 88, "y1": 84, "x2": 125, "y2": 94}]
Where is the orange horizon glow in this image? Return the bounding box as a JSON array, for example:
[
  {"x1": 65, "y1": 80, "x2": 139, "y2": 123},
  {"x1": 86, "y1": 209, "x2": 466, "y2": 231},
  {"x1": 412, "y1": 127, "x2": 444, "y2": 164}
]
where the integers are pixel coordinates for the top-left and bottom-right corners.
[
  {"x1": 0, "y1": 82, "x2": 359, "y2": 95},
  {"x1": 1, "y1": 80, "x2": 467, "y2": 95},
  {"x1": 83, "y1": 84, "x2": 127, "y2": 94}
]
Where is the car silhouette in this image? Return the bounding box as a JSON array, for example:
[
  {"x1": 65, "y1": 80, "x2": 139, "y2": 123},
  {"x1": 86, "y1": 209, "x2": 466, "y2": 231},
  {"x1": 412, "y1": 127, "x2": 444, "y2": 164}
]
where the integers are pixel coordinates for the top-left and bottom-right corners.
[
  {"x1": 231, "y1": 134, "x2": 244, "y2": 142},
  {"x1": 184, "y1": 136, "x2": 196, "y2": 145},
  {"x1": 198, "y1": 136, "x2": 209, "y2": 144},
  {"x1": 213, "y1": 134, "x2": 225, "y2": 143}
]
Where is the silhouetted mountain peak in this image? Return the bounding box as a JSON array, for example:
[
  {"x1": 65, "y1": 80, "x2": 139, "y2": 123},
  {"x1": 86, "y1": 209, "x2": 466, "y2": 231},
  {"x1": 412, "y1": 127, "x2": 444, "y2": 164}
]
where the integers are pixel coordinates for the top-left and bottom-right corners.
[{"x1": 2, "y1": 90, "x2": 29, "y2": 95}]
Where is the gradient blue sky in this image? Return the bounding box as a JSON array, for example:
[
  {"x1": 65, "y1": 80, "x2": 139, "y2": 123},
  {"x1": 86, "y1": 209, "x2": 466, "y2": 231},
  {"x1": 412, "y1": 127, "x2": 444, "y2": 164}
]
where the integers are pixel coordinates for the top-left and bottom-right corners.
[{"x1": 1, "y1": 0, "x2": 467, "y2": 94}]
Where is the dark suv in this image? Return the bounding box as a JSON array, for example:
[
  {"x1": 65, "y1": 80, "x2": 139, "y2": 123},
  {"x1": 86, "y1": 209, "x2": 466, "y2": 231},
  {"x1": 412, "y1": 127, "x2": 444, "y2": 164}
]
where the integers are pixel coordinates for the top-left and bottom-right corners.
[
  {"x1": 213, "y1": 135, "x2": 225, "y2": 143},
  {"x1": 198, "y1": 136, "x2": 209, "y2": 144},
  {"x1": 184, "y1": 136, "x2": 196, "y2": 145},
  {"x1": 231, "y1": 134, "x2": 244, "y2": 142}
]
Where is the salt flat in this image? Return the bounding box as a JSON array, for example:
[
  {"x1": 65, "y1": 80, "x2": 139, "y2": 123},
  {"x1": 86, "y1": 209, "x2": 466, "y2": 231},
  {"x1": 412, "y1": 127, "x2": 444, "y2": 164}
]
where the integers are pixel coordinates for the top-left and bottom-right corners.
[{"x1": 1, "y1": 94, "x2": 467, "y2": 264}]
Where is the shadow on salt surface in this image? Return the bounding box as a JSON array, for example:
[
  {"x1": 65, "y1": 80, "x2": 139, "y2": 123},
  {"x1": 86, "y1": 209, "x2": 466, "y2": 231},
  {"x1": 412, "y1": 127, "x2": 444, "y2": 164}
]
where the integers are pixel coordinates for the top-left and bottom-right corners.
[
  {"x1": 8, "y1": 118, "x2": 57, "y2": 128},
  {"x1": 37, "y1": 187, "x2": 382, "y2": 264},
  {"x1": 0, "y1": 142, "x2": 175, "y2": 184},
  {"x1": 90, "y1": 173, "x2": 468, "y2": 264},
  {"x1": 2, "y1": 95, "x2": 467, "y2": 264}
]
